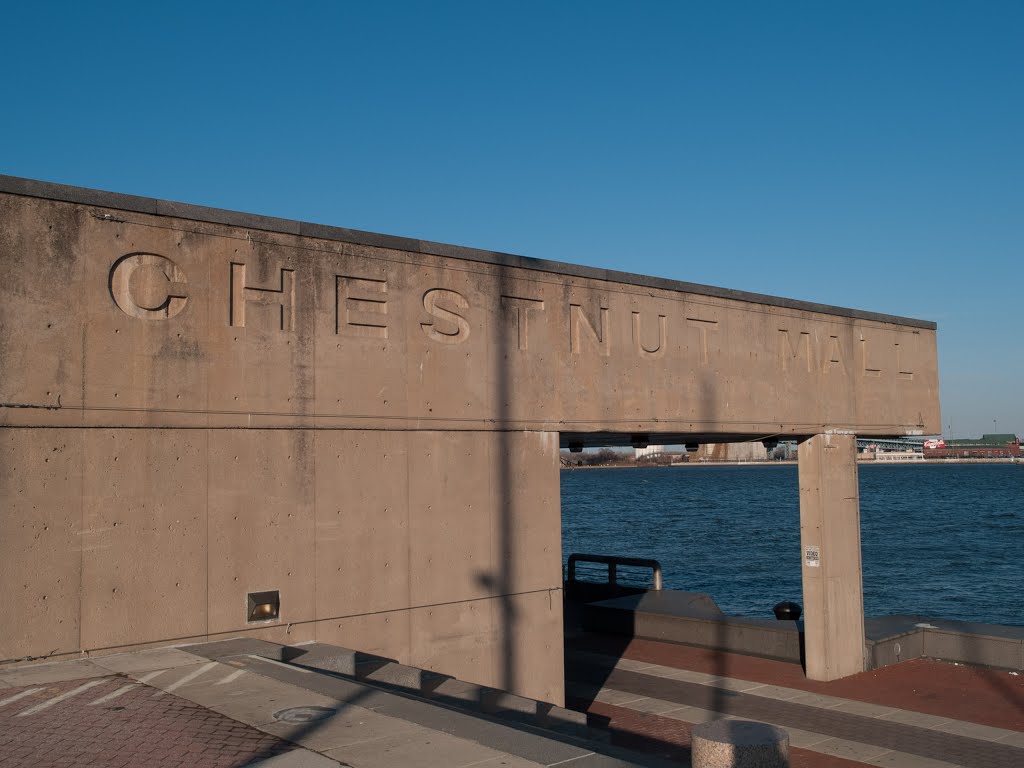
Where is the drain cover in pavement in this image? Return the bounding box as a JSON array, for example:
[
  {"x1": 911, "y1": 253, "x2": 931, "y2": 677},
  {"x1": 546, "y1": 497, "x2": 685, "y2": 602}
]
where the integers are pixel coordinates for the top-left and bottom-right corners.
[{"x1": 272, "y1": 706, "x2": 337, "y2": 723}]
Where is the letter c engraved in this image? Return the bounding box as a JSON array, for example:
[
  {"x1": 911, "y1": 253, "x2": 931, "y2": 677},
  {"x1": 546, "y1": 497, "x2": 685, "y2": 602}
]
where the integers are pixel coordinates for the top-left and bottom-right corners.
[{"x1": 110, "y1": 253, "x2": 189, "y2": 320}]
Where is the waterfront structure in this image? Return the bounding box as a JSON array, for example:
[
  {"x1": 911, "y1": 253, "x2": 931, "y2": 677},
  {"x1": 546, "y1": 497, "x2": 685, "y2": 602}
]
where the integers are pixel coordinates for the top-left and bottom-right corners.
[
  {"x1": 0, "y1": 175, "x2": 940, "y2": 699},
  {"x1": 923, "y1": 434, "x2": 1020, "y2": 459},
  {"x1": 864, "y1": 450, "x2": 925, "y2": 462},
  {"x1": 634, "y1": 445, "x2": 667, "y2": 460},
  {"x1": 697, "y1": 441, "x2": 770, "y2": 462}
]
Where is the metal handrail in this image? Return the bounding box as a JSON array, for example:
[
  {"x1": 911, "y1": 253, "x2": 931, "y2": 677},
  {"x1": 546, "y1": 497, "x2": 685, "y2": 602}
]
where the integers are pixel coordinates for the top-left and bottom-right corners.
[{"x1": 567, "y1": 553, "x2": 663, "y2": 590}]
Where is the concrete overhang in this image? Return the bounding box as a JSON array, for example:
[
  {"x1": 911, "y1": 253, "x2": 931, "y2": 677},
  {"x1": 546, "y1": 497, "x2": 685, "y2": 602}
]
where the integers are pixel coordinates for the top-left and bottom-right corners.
[{"x1": 0, "y1": 174, "x2": 941, "y2": 439}]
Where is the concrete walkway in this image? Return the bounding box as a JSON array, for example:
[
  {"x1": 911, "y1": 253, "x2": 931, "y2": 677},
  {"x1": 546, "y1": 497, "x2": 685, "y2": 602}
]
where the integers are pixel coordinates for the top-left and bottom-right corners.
[
  {"x1": 4, "y1": 637, "x2": 1021, "y2": 767},
  {"x1": 565, "y1": 636, "x2": 1024, "y2": 768},
  {"x1": 0, "y1": 644, "x2": 665, "y2": 768}
]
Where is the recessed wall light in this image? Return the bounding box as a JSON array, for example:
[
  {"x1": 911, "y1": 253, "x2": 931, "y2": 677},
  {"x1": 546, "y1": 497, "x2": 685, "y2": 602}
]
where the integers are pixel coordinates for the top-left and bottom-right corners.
[{"x1": 247, "y1": 590, "x2": 280, "y2": 622}]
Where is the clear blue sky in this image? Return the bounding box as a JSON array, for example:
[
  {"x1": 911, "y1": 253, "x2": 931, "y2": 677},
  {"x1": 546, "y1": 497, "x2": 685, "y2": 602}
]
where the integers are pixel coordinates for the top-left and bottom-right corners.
[{"x1": 2, "y1": 2, "x2": 1020, "y2": 438}]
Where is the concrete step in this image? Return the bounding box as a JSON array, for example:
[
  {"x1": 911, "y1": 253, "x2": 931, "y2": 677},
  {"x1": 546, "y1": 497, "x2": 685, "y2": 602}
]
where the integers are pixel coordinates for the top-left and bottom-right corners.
[
  {"x1": 287, "y1": 643, "x2": 450, "y2": 696},
  {"x1": 283, "y1": 641, "x2": 609, "y2": 744}
]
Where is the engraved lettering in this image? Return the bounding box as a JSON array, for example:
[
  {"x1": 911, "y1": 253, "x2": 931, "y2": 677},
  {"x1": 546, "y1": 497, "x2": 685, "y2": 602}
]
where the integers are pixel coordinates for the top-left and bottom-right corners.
[
  {"x1": 110, "y1": 253, "x2": 188, "y2": 320},
  {"x1": 421, "y1": 288, "x2": 470, "y2": 344},
  {"x1": 860, "y1": 336, "x2": 881, "y2": 377},
  {"x1": 779, "y1": 329, "x2": 813, "y2": 372},
  {"x1": 337, "y1": 276, "x2": 388, "y2": 339},
  {"x1": 895, "y1": 340, "x2": 914, "y2": 380},
  {"x1": 686, "y1": 317, "x2": 719, "y2": 365},
  {"x1": 631, "y1": 311, "x2": 667, "y2": 358},
  {"x1": 823, "y1": 335, "x2": 845, "y2": 374},
  {"x1": 230, "y1": 262, "x2": 295, "y2": 331},
  {"x1": 501, "y1": 295, "x2": 544, "y2": 351},
  {"x1": 569, "y1": 303, "x2": 610, "y2": 356}
]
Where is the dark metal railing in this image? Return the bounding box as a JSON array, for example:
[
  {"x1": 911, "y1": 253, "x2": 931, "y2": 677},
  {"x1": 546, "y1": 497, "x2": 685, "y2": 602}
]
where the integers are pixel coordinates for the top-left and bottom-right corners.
[{"x1": 566, "y1": 553, "x2": 663, "y2": 590}]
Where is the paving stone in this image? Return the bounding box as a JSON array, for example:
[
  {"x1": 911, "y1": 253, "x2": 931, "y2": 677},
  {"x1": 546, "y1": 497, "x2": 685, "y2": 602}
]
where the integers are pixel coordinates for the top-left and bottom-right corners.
[
  {"x1": 864, "y1": 751, "x2": 963, "y2": 767},
  {"x1": 877, "y1": 709, "x2": 953, "y2": 728},
  {"x1": 571, "y1": 638, "x2": 1024, "y2": 733},
  {"x1": 244, "y1": 749, "x2": 343, "y2": 768},
  {"x1": 812, "y1": 737, "x2": 893, "y2": 760},
  {"x1": 259, "y1": 705, "x2": 423, "y2": 750},
  {"x1": 704, "y1": 677, "x2": 769, "y2": 693},
  {"x1": 467, "y1": 756, "x2": 546, "y2": 767},
  {"x1": 615, "y1": 696, "x2": 688, "y2": 716},
  {"x1": 0, "y1": 674, "x2": 295, "y2": 767},
  {"x1": 196, "y1": 679, "x2": 340, "y2": 727},
  {"x1": 91, "y1": 647, "x2": 204, "y2": 674},
  {"x1": 569, "y1": 658, "x2": 1024, "y2": 768},
  {"x1": 657, "y1": 705, "x2": 735, "y2": 724},
  {"x1": 744, "y1": 684, "x2": 815, "y2": 701},
  {"x1": 183, "y1": 637, "x2": 289, "y2": 661},
  {"x1": 931, "y1": 718, "x2": 1020, "y2": 742},
  {"x1": 0, "y1": 660, "x2": 108, "y2": 686},
  {"x1": 593, "y1": 688, "x2": 648, "y2": 706},
  {"x1": 995, "y1": 731, "x2": 1024, "y2": 748},
  {"x1": 784, "y1": 691, "x2": 848, "y2": 709},
  {"x1": 827, "y1": 699, "x2": 900, "y2": 718},
  {"x1": 663, "y1": 668, "x2": 718, "y2": 683},
  {"x1": 611, "y1": 658, "x2": 659, "y2": 672},
  {"x1": 324, "y1": 728, "x2": 529, "y2": 768},
  {"x1": 767, "y1": 726, "x2": 830, "y2": 749},
  {"x1": 241, "y1": 654, "x2": 603, "y2": 767}
]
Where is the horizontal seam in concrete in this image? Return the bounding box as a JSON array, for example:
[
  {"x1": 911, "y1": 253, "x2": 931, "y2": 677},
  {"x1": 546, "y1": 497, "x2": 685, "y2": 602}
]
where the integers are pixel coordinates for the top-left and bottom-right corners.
[
  {"x1": 0, "y1": 589, "x2": 563, "y2": 667},
  {"x1": 0, "y1": 413, "x2": 930, "y2": 432},
  {"x1": 0, "y1": 174, "x2": 936, "y2": 330}
]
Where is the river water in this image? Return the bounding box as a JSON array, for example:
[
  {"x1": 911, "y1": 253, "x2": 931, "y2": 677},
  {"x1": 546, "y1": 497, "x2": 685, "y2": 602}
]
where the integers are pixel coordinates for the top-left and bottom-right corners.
[{"x1": 560, "y1": 463, "x2": 1024, "y2": 626}]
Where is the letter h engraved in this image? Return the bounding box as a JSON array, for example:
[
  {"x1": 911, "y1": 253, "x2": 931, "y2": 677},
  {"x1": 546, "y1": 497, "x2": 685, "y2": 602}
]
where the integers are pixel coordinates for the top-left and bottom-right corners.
[{"x1": 230, "y1": 262, "x2": 295, "y2": 331}]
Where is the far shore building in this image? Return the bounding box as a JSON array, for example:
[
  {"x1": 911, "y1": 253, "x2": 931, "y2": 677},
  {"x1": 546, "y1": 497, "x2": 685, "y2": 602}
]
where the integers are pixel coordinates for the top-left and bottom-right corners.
[
  {"x1": 697, "y1": 441, "x2": 769, "y2": 462},
  {"x1": 923, "y1": 434, "x2": 1021, "y2": 459}
]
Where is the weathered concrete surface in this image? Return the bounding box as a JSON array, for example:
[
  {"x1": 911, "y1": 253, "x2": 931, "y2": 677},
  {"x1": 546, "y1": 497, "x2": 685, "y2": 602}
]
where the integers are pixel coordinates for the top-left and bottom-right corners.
[
  {"x1": 798, "y1": 434, "x2": 866, "y2": 681},
  {"x1": 0, "y1": 176, "x2": 941, "y2": 699},
  {"x1": 0, "y1": 187, "x2": 939, "y2": 436},
  {"x1": 0, "y1": 427, "x2": 563, "y2": 703}
]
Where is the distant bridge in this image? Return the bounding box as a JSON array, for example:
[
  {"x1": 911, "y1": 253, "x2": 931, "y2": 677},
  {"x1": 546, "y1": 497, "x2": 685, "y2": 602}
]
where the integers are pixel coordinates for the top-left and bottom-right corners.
[{"x1": 856, "y1": 437, "x2": 925, "y2": 452}]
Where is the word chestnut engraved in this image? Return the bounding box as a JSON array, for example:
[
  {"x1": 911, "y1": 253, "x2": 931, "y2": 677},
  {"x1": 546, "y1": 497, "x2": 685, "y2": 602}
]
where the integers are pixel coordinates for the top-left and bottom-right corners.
[{"x1": 107, "y1": 254, "x2": 917, "y2": 380}]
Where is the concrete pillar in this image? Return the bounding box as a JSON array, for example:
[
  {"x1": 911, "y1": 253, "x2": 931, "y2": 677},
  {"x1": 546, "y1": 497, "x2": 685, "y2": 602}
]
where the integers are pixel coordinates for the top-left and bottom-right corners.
[{"x1": 798, "y1": 433, "x2": 866, "y2": 681}]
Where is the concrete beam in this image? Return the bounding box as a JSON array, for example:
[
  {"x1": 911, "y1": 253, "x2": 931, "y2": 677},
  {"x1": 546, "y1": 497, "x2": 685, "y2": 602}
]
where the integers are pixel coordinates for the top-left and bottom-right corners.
[{"x1": 798, "y1": 433, "x2": 866, "y2": 680}]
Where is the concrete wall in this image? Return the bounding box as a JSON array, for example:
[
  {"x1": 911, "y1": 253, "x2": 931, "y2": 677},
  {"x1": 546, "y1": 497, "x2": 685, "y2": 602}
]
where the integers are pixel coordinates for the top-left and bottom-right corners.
[{"x1": 0, "y1": 177, "x2": 942, "y2": 699}]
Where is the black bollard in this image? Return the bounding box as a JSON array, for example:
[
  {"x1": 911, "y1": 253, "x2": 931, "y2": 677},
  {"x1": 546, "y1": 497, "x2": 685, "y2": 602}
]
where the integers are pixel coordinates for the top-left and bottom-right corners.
[{"x1": 773, "y1": 601, "x2": 802, "y2": 620}]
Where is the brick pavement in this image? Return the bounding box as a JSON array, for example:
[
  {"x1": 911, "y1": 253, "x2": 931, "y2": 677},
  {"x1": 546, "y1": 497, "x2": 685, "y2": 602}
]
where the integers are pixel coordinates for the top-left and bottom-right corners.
[
  {"x1": 0, "y1": 675, "x2": 295, "y2": 768},
  {"x1": 577, "y1": 698, "x2": 875, "y2": 768},
  {"x1": 569, "y1": 634, "x2": 1024, "y2": 731},
  {"x1": 567, "y1": 659, "x2": 1022, "y2": 768}
]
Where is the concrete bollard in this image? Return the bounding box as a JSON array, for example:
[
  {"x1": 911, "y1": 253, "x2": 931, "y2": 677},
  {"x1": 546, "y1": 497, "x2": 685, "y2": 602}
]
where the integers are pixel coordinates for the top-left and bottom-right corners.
[{"x1": 691, "y1": 719, "x2": 789, "y2": 768}]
